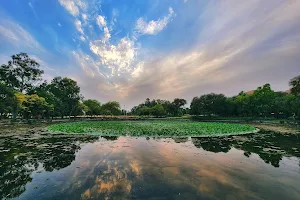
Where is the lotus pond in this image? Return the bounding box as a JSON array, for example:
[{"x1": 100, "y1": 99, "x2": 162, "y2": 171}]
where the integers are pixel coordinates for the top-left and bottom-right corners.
[
  {"x1": 48, "y1": 121, "x2": 257, "y2": 136},
  {"x1": 1, "y1": 125, "x2": 300, "y2": 200}
]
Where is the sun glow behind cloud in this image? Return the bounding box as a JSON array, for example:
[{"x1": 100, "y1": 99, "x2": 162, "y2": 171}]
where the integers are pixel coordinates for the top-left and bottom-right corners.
[{"x1": 0, "y1": 0, "x2": 300, "y2": 108}]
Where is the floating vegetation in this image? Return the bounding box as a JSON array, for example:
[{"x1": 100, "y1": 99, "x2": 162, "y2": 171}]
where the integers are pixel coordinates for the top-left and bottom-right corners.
[{"x1": 48, "y1": 121, "x2": 257, "y2": 137}]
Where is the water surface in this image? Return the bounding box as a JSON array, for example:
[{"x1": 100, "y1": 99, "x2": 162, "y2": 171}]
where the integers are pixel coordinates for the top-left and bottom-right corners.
[{"x1": 1, "y1": 128, "x2": 300, "y2": 200}]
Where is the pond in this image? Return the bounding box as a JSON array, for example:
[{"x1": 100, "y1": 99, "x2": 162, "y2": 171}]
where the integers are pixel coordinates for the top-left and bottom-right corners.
[{"x1": 1, "y1": 127, "x2": 300, "y2": 200}]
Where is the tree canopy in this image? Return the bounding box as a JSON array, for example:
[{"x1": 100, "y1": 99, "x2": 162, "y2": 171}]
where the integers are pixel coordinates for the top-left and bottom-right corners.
[
  {"x1": 289, "y1": 75, "x2": 300, "y2": 96},
  {"x1": 83, "y1": 99, "x2": 101, "y2": 116},
  {"x1": 0, "y1": 53, "x2": 43, "y2": 93}
]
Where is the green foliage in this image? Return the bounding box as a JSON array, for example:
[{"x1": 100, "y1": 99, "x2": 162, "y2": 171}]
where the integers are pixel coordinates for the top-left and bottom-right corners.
[
  {"x1": 191, "y1": 82, "x2": 300, "y2": 119},
  {"x1": 172, "y1": 98, "x2": 187, "y2": 108},
  {"x1": 150, "y1": 104, "x2": 166, "y2": 117},
  {"x1": 190, "y1": 93, "x2": 228, "y2": 116},
  {"x1": 83, "y1": 99, "x2": 101, "y2": 116},
  {"x1": 101, "y1": 101, "x2": 121, "y2": 115},
  {"x1": 233, "y1": 91, "x2": 254, "y2": 116},
  {"x1": 73, "y1": 102, "x2": 89, "y2": 116},
  {"x1": 28, "y1": 81, "x2": 60, "y2": 117},
  {"x1": 0, "y1": 83, "x2": 16, "y2": 118},
  {"x1": 130, "y1": 98, "x2": 186, "y2": 117},
  {"x1": 0, "y1": 53, "x2": 44, "y2": 93},
  {"x1": 16, "y1": 93, "x2": 52, "y2": 119},
  {"x1": 289, "y1": 75, "x2": 300, "y2": 96},
  {"x1": 138, "y1": 106, "x2": 151, "y2": 115},
  {"x1": 49, "y1": 77, "x2": 81, "y2": 117},
  {"x1": 48, "y1": 121, "x2": 257, "y2": 137},
  {"x1": 251, "y1": 84, "x2": 276, "y2": 116}
]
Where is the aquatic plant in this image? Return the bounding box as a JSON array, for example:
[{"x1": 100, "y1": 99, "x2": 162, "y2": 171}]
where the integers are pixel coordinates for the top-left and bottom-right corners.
[{"x1": 48, "y1": 121, "x2": 257, "y2": 137}]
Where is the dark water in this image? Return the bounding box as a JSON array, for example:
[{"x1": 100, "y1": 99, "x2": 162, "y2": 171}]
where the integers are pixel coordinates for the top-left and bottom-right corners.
[{"x1": 0, "y1": 129, "x2": 300, "y2": 200}]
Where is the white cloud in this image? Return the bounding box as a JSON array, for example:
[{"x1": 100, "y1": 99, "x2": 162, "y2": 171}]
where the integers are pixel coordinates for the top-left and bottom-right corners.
[
  {"x1": 58, "y1": 0, "x2": 87, "y2": 16},
  {"x1": 103, "y1": 27, "x2": 111, "y2": 42},
  {"x1": 96, "y1": 15, "x2": 107, "y2": 29},
  {"x1": 75, "y1": 19, "x2": 84, "y2": 34},
  {"x1": 75, "y1": 0, "x2": 87, "y2": 10},
  {"x1": 135, "y1": 7, "x2": 175, "y2": 35},
  {"x1": 80, "y1": 35, "x2": 85, "y2": 41},
  {"x1": 90, "y1": 37, "x2": 136, "y2": 76},
  {"x1": 58, "y1": 0, "x2": 79, "y2": 16},
  {"x1": 95, "y1": 15, "x2": 111, "y2": 42},
  {"x1": 82, "y1": 13, "x2": 88, "y2": 22},
  {"x1": 58, "y1": 22, "x2": 62, "y2": 27}
]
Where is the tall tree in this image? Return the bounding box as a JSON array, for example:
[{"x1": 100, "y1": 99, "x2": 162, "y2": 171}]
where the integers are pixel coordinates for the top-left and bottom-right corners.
[
  {"x1": 171, "y1": 98, "x2": 187, "y2": 116},
  {"x1": 289, "y1": 75, "x2": 300, "y2": 96},
  {"x1": 0, "y1": 53, "x2": 44, "y2": 93},
  {"x1": 28, "y1": 81, "x2": 60, "y2": 117},
  {"x1": 49, "y1": 77, "x2": 81, "y2": 118},
  {"x1": 252, "y1": 84, "x2": 276, "y2": 117},
  {"x1": 234, "y1": 92, "x2": 253, "y2": 116}
]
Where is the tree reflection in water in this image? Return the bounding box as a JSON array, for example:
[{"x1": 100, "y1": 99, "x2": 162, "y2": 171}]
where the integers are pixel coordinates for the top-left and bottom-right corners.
[
  {"x1": 191, "y1": 131, "x2": 300, "y2": 168},
  {"x1": 0, "y1": 133, "x2": 99, "y2": 199},
  {"x1": 1, "y1": 129, "x2": 300, "y2": 199}
]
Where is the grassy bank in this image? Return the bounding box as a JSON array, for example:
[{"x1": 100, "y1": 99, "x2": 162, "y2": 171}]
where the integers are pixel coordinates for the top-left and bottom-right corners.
[{"x1": 48, "y1": 121, "x2": 257, "y2": 137}]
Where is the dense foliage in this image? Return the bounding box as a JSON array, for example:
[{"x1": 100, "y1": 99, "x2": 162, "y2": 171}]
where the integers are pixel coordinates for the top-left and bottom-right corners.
[
  {"x1": 190, "y1": 83, "x2": 300, "y2": 119},
  {"x1": 48, "y1": 121, "x2": 257, "y2": 137},
  {"x1": 130, "y1": 98, "x2": 188, "y2": 117}
]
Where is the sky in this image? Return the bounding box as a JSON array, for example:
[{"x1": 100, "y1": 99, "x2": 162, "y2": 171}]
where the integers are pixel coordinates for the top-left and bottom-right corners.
[{"x1": 1, "y1": 0, "x2": 300, "y2": 109}]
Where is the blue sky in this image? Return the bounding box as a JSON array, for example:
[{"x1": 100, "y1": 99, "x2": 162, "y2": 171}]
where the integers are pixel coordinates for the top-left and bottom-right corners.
[{"x1": 1, "y1": 0, "x2": 300, "y2": 108}]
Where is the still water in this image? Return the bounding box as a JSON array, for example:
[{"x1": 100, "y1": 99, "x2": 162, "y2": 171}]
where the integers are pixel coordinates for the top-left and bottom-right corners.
[{"x1": 0, "y1": 128, "x2": 300, "y2": 200}]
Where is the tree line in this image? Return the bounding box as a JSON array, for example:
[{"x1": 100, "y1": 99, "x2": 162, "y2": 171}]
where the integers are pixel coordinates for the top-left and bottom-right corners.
[
  {"x1": 130, "y1": 98, "x2": 188, "y2": 117},
  {"x1": 1, "y1": 53, "x2": 300, "y2": 120},
  {"x1": 129, "y1": 79, "x2": 300, "y2": 119},
  {"x1": 0, "y1": 53, "x2": 121, "y2": 119},
  {"x1": 190, "y1": 81, "x2": 300, "y2": 119}
]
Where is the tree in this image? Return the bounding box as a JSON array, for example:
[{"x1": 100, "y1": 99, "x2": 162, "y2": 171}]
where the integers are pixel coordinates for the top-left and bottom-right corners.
[
  {"x1": 0, "y1": 83, "x2": 16, "y2": 118},
  {"x1": 17, "y1": 94, "x2": 52, "y2": 119},
  {"x1": 289, "y1": 75, "x2": 300, "y2": 96},
  {"x1": 73, "y1": 102, "x2": 89, "y2": 116},
  {"x1": 144, "y1": 98, "x2": 151, "y2": 107},
  {"x1": 234, "y1": 92, "x2": 253, "y2": 116},
  {"x1": 171, "y1": 98, "x2": 187, "y2": 116},
  {"x1": 252, "y1": 84, "x2": 276, "y2": 117},
  {"x1": 190, "y1": 93, "x2": 227, "y2": 116},
  {"x1": 0, "y1": 53, "x2": 44, "y2": 93},
  {"x1": 101, "y1": 101, "x2": 121, "y2": 115},
  {"x1": 83, "y1": 99, "x2": 101, "y2": 116},
  {"x1": 172, "y1": 98, "x2": 187, "y2": 108},
  {"x1": 150, "y1": 104, "x2": 166, "y2": 117},
  {"x1": 49, "y1": 77, "x2": 81, "y2": 118},
  {"x1": 138, "y1": 106, "x2": 151, "y2": 115},
  {"x1": 28, "y1": 81, "x2": 60, "y2": 118}
]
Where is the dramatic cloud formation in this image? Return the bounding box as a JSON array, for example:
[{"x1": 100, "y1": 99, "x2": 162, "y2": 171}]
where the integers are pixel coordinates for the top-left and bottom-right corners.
[{"x1": 1, "y1": 0, "x2": 300, "y2": 108}]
